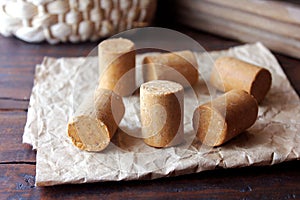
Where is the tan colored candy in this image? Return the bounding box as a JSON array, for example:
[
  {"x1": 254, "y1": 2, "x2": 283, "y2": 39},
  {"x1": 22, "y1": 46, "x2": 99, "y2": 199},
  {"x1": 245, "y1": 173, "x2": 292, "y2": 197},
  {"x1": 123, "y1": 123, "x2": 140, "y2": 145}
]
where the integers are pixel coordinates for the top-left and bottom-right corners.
[
  {"x1": 210, "y1": 56, "x2": 272, "y2": 103},
  {"x1": 193, "y1": 90, "x2": 258, "y2": 147},
  {"x1": 68, "y1": 88, "x2": 124, "y2": 152},
  {"x1": 140, "y1": 80, "x2": 184, "y2": 147},
  {"x1": 98, "y1": 38, "x2": 135, "y2": 96},
  {"x1": 142, "y1": 50, "x2": 198, "y2": 88}
]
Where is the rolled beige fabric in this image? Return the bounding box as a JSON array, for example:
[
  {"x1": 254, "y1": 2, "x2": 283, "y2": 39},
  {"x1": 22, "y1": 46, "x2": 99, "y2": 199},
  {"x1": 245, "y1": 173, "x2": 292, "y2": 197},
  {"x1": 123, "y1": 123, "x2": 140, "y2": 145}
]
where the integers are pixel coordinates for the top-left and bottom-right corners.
[
  {"x1": 193, "y1": 89, "x2": 258, "y2": 147},
  {"x1": 140, "y1": 80, "x2": 184, "y2": 147},
  {"x1": 142, "y1": 50, "x2": 198, "y2": 88},
  {"x1": 68, "y1": 88, "x2": 125, "y2": 152},
  {"x1": 210, "y1": 56, "x2": 272, "y2": 103},
  {"x1": 98, "y1": 38, "x2": 135, "y2": 96}
]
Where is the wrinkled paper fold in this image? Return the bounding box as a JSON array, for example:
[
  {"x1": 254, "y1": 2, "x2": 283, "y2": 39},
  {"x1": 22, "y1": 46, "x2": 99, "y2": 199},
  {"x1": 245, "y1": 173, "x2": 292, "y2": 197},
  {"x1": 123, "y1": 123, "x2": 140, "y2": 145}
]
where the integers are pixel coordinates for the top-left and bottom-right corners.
[{"x1": 23, "y1": 43, "x2": 300, "y2": 186}]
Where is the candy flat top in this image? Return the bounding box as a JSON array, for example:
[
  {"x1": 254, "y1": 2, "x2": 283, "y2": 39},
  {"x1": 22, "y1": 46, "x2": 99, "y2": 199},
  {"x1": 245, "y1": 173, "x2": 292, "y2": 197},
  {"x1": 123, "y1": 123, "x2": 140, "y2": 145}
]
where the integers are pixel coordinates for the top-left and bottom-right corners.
[
  {"x1": 99, "y1": 38, "x2": 135, "y2": 53},
  {"x1": 141, "y1": 80, "x2": 184, "y2": 95}
]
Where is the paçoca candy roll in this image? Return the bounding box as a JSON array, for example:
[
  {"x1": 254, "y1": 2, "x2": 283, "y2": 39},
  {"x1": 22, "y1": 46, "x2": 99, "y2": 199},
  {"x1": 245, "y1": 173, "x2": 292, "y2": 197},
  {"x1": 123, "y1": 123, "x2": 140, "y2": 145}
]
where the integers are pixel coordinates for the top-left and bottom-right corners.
[
  {"x1": 98, "y1": 38, "x2": 135, "y2": 96},
  {"x1": 143, "y1": 50, "x2": 198, "y2": 88},
  {"x1": 68, "y1": 88, "x2": 124, "y2": 152},
  {"x1": 140, "y1": 80, "x2": 184, "y2": 147},
  {"x1": 210, "y1": 56, "x2": 272, "y2": 103},
  {"x1": 193, "y1": 89, "x2": 258, "y2": 147}
]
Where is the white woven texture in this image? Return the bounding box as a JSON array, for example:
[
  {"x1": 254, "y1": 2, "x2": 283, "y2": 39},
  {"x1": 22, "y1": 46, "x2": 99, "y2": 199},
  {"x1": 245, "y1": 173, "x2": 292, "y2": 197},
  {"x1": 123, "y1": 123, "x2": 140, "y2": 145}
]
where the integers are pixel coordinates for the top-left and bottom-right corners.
[{"x1": 0, "y1": 0, "x2": 156, "y2": 44}]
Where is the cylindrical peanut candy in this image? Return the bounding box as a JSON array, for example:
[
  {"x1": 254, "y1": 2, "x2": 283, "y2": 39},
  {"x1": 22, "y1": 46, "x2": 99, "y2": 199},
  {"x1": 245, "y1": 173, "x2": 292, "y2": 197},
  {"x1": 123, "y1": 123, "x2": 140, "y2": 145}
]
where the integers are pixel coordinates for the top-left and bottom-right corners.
[
  {"x1": 68, "y1": 88, "x2": 125, "y2": 152},
  {"x1": 210, "y1": 56, "x2": 272, "y2": 103},
  {"x1": 98, "y1": 38, "x2": 135, "y2": 96},
  {"x1": 142, "y1": 50, "x2": 198, "y2": 88},
  {"x1": 193, "y1": 90, "x2": 258, "y2": 147},
  {"x1": 140, "y1": 80, "x2": 184, "y2": 147}
]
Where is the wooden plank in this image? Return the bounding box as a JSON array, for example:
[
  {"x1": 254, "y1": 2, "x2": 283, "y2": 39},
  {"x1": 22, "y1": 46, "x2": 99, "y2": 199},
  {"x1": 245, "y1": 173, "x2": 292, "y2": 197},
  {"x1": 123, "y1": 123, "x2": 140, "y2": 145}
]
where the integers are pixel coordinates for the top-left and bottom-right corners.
[
  {"x1": 0, "y1": 99, "x2": 29, "y2": 110},
  {"x1": 0, "y1": 53, "x2": 36, "y2": 100},
  {"x1": 0, "y1": 73, "x2": 34, "y2": 100},
  {"x1": 177, "y1": 0, "x2": 300, "y2": 40},
  {"x1": 1, "y1": 161, "x2": 300, "y2": 199},
  {"x1": 36, "y1": 161, "x2": 300, "y2": 198},
  {"x1": 0, "y1": 111, "x2": 36, "y2": 163},
  {"x1": 205, "y1": 0, "x2": 300, "y2": 26},
  {"x1": 0, "y1": 164, "x2": 39, "y2": 199},
  {"x1": 176, "y1": 9, "x2": 300, "y2": 59}
]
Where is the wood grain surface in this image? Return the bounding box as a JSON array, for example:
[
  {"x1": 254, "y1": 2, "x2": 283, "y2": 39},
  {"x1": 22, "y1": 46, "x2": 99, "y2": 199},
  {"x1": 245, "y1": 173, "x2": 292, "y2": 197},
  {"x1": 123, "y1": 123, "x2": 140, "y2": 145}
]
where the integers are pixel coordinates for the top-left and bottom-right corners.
[
  {"x1": 179, "y1": 0, "x2": 300, "y2": 40},
  {"x1": 0, "y1": 23, "x2": 300, "y2": 199},
  {"x1": 1, "y1": 161, "x2": 300, "y2": 199},
  {"x1": 205, "y1": 0, "x2": 300, "y2": 25},
  {"x1": 173, "y1": 0, "x2": 300, "y2": 59}
]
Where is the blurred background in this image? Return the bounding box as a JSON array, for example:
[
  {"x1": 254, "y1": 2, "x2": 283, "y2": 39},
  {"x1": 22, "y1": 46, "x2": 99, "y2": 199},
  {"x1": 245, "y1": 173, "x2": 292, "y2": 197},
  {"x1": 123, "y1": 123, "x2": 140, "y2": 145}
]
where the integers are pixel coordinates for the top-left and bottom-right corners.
[
  {"x1": 0, "y1": 0, "x2": 299, "y2": 59},
  {"x1": 157, "y1": 0, "x2": 300, "y2": 59}
]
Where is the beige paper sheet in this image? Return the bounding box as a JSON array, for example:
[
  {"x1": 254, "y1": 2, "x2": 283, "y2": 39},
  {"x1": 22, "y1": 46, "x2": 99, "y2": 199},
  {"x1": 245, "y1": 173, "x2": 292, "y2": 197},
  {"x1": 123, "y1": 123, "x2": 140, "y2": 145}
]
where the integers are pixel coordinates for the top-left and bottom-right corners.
[{"x1": 23, "y1": 43, "x2": 300, "y2": 186}]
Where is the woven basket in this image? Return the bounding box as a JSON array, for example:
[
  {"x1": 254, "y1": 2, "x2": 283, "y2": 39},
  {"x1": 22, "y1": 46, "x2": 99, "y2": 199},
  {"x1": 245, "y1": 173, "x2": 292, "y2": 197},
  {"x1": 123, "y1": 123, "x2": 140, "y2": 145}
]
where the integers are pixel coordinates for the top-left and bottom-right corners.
[{"x1": 0, "y1": 0, "x2": 156, "y2": 44}]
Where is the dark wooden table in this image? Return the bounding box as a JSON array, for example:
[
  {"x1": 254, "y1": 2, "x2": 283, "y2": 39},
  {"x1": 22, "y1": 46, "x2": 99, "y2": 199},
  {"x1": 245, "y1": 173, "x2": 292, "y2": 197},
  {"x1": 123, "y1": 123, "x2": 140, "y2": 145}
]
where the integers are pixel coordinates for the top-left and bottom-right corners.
[{"x1": 1, "y1": 26, "x2": 300, "y2": 199}]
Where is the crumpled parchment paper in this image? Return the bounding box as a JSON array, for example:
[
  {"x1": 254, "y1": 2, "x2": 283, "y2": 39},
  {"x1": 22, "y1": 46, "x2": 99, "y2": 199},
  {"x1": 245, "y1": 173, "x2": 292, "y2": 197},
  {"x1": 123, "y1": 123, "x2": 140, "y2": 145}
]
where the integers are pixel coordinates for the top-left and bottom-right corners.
[{"x1": 23, "y1": 43, "x2": 300, "y2": 186}]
